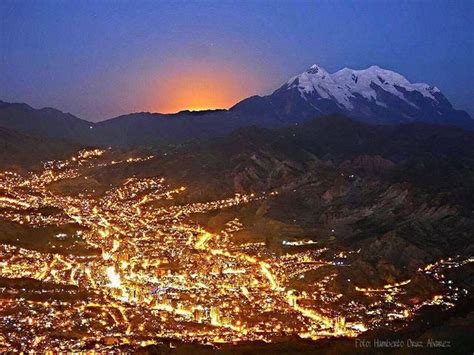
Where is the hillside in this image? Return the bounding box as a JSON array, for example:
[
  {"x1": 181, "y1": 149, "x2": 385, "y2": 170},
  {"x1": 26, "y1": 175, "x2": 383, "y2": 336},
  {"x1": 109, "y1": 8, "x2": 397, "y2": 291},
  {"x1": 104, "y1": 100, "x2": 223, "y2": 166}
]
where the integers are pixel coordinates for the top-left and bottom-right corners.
[{"x1": 0, "y1": 126, "x2": 82, "y2": 170}]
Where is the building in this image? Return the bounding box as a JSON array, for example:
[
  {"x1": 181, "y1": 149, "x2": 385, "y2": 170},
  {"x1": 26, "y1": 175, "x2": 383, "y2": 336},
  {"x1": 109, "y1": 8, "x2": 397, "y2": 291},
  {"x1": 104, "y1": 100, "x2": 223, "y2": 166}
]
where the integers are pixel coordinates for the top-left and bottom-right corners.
[
  {"x1": 210, "y1": 306, "x2": 221, "y2": 326},
  {"x1": 335, "y1": 315, "x2": 346, "y2": 332},
  {"x1": 193, "y1": 307, "x2": 204, "y2": 322}
]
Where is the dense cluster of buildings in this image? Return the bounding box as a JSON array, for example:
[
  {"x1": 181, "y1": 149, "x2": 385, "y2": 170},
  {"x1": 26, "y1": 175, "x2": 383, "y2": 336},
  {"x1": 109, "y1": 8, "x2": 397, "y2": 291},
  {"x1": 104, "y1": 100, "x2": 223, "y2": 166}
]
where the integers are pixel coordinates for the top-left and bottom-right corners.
[{"x1": 0, "y1": 149, "x2": 471, "y2": 351}]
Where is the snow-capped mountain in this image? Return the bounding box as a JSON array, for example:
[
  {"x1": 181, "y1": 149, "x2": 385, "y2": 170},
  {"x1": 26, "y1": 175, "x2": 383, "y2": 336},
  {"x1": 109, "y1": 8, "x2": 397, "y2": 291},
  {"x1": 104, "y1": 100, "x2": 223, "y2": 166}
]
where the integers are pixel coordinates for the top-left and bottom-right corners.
[
  {"x1": 232, "y1": 64, "x2": 472, "y2": 129},
  {"x1": 287, "y1": 64, "x2": 441, "y2": 110}
]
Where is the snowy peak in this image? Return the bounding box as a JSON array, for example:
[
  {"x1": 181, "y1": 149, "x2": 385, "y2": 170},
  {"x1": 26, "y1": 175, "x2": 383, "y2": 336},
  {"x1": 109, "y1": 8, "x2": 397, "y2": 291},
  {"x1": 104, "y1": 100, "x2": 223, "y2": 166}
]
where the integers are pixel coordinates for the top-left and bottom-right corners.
[
  {"x1": 264, "y1": 63, "x2": 473, "y2": 128},
  {"x1": 334, "y1": 65, "x2": 411, "y2": 88},
  {"x1": 306, "y1": 64, "x2": 330, "y2": 76},
  {"x1": 286, "y1": 64, "x2": 442, "y2": 110},
  {"x1": 333, "y1": 65, "x2": 440, "y2": 101},
  {"x1": 286, "y1": 64, "x2": 353, "y2": 109},
  {"x1": 287, "y1": 64, "x2": 331, "y2": 87}
]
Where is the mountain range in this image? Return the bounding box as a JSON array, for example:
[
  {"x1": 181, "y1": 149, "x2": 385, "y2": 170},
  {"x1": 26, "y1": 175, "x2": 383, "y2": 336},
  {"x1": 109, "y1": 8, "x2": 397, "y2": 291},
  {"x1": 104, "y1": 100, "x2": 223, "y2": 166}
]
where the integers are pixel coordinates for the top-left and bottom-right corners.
[
  {"x1": 0, "y1": 64, "x2": 472, "y2": 147},
  {"x1": 1, "y1": 65, "x2": 474, "y2": 351},
  {"x1": 238, "y1": 64, "x2": 473, "y2": 128}
]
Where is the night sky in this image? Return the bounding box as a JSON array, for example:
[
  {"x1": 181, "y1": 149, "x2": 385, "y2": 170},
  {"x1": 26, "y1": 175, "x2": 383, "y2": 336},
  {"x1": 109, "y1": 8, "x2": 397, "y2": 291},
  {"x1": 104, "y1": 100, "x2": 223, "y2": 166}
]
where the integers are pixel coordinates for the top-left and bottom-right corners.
[{"x1": 1, "y1": 0, "x2": 473, "y2": 122}]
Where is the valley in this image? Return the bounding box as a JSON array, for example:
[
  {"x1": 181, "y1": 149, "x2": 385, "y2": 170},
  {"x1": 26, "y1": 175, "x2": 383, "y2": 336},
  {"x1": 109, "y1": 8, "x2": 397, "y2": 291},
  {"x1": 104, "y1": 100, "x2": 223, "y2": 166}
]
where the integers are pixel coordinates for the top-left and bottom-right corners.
[{"x1": 0, "y1": 140, "x2": 472, "y2": 352}]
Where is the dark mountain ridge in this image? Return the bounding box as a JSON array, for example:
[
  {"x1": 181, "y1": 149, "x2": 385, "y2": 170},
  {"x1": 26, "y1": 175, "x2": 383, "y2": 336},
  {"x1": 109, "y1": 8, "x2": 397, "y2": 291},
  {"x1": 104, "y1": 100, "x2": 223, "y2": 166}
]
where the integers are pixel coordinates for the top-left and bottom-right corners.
[
  {"x1": 0, "y1": 100, "x2": 94, "y2": 143},
  {"x1": 1, "y1": 64, "x2": 472, "y2": 147},
  {"x1": 96, "y1": 115, "x2": 473, "y2": 207}
]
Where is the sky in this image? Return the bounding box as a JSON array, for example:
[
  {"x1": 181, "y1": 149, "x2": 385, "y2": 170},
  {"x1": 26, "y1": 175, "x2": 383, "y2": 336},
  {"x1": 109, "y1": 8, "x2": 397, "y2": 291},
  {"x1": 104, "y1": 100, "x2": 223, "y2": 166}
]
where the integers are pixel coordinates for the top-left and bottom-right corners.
[{"x1": 1, "y1": 0, "x2": 473, "y2": 122}]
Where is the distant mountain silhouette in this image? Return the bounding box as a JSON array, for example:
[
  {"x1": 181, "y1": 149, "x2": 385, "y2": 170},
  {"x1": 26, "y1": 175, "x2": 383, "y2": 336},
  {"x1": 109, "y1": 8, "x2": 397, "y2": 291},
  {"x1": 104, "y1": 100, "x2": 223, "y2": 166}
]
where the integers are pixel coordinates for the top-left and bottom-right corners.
[
  {"x1": 0, "y1": 64, "x2": 472, "y2": 146},
  {"x1": 0, "y1": 100, "x2": 95, "y2": 143}
]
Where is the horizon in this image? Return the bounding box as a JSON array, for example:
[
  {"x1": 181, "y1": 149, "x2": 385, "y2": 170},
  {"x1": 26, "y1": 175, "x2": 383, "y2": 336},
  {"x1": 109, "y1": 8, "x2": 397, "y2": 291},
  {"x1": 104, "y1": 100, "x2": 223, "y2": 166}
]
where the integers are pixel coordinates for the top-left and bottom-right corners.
[
  {"x1": 1, "y1": 61, "x2": 471, "y2": 123},
  {"x1": 1, "y1": 0, "x2": 473, "y2": 122}
]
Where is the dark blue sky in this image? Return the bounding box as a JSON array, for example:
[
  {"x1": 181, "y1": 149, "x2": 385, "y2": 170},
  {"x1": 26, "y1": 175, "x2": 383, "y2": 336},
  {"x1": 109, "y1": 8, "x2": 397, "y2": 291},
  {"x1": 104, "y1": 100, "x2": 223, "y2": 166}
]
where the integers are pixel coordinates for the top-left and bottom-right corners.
[{"x1": 1, "y1": 0, "x2": 473, "y2": 121}]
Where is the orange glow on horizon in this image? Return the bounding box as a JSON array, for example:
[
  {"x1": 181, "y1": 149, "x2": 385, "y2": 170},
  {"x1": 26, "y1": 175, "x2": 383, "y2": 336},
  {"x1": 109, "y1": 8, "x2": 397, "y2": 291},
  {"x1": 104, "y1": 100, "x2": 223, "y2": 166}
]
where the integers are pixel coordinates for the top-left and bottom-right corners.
[{"x1": 146, "y1": 61, "x2": 261, "y2": 113}]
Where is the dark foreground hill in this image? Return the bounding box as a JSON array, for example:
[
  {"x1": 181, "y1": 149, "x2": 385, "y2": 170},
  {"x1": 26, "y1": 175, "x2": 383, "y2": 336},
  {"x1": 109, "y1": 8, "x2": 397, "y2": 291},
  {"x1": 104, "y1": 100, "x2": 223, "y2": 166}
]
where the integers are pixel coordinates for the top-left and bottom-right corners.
[
  {"x1": 0, "y1": 126, "x2": 82, "y2": 170},
  {"x1": 126, "y1": 114, "x2": 474, "y2": 200},
  {"x1": 1, "y1": 114, "x2": 473, "y2": 352},
  {"x1": 80, "y1": 114, "x2": 474, "y2": 251}
]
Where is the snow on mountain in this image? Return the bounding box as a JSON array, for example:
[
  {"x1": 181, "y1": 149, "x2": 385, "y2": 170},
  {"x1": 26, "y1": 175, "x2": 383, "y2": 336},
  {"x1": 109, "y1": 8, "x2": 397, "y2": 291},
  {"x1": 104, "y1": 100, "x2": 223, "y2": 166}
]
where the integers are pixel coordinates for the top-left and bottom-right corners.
[
  {"x1": 287, "y1": 64, "x2": 354, "y2": 109},
  {"x1": 286, "y1": 64, "x2": 441, "y2": 110}
]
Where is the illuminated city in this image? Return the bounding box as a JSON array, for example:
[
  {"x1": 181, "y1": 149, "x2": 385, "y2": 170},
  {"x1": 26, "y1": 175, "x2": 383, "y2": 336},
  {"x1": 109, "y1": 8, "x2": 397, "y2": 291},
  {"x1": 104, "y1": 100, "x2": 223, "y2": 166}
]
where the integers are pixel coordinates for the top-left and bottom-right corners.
[
  {"x1": 1, "y1": 0, "x2": 473, "y2": 352},
  {"x1": 0, "y1": 149, "x2": 471, "y2": 351}
]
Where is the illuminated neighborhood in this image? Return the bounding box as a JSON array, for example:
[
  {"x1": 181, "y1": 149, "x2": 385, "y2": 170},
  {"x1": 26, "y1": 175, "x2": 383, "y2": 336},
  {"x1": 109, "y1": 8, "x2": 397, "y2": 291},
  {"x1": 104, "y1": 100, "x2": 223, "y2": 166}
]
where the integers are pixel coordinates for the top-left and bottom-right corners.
[{"x1": 0, "y1": 149, "x2": 471, "y2": 351}]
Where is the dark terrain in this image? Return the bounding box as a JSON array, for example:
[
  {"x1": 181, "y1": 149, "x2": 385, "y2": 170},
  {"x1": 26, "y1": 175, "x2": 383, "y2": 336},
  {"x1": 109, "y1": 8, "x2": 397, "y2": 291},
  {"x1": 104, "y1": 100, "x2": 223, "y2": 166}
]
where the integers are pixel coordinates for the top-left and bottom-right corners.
[{"x1": 0, "y1": 109, "x2": 473, "y2": 353}]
